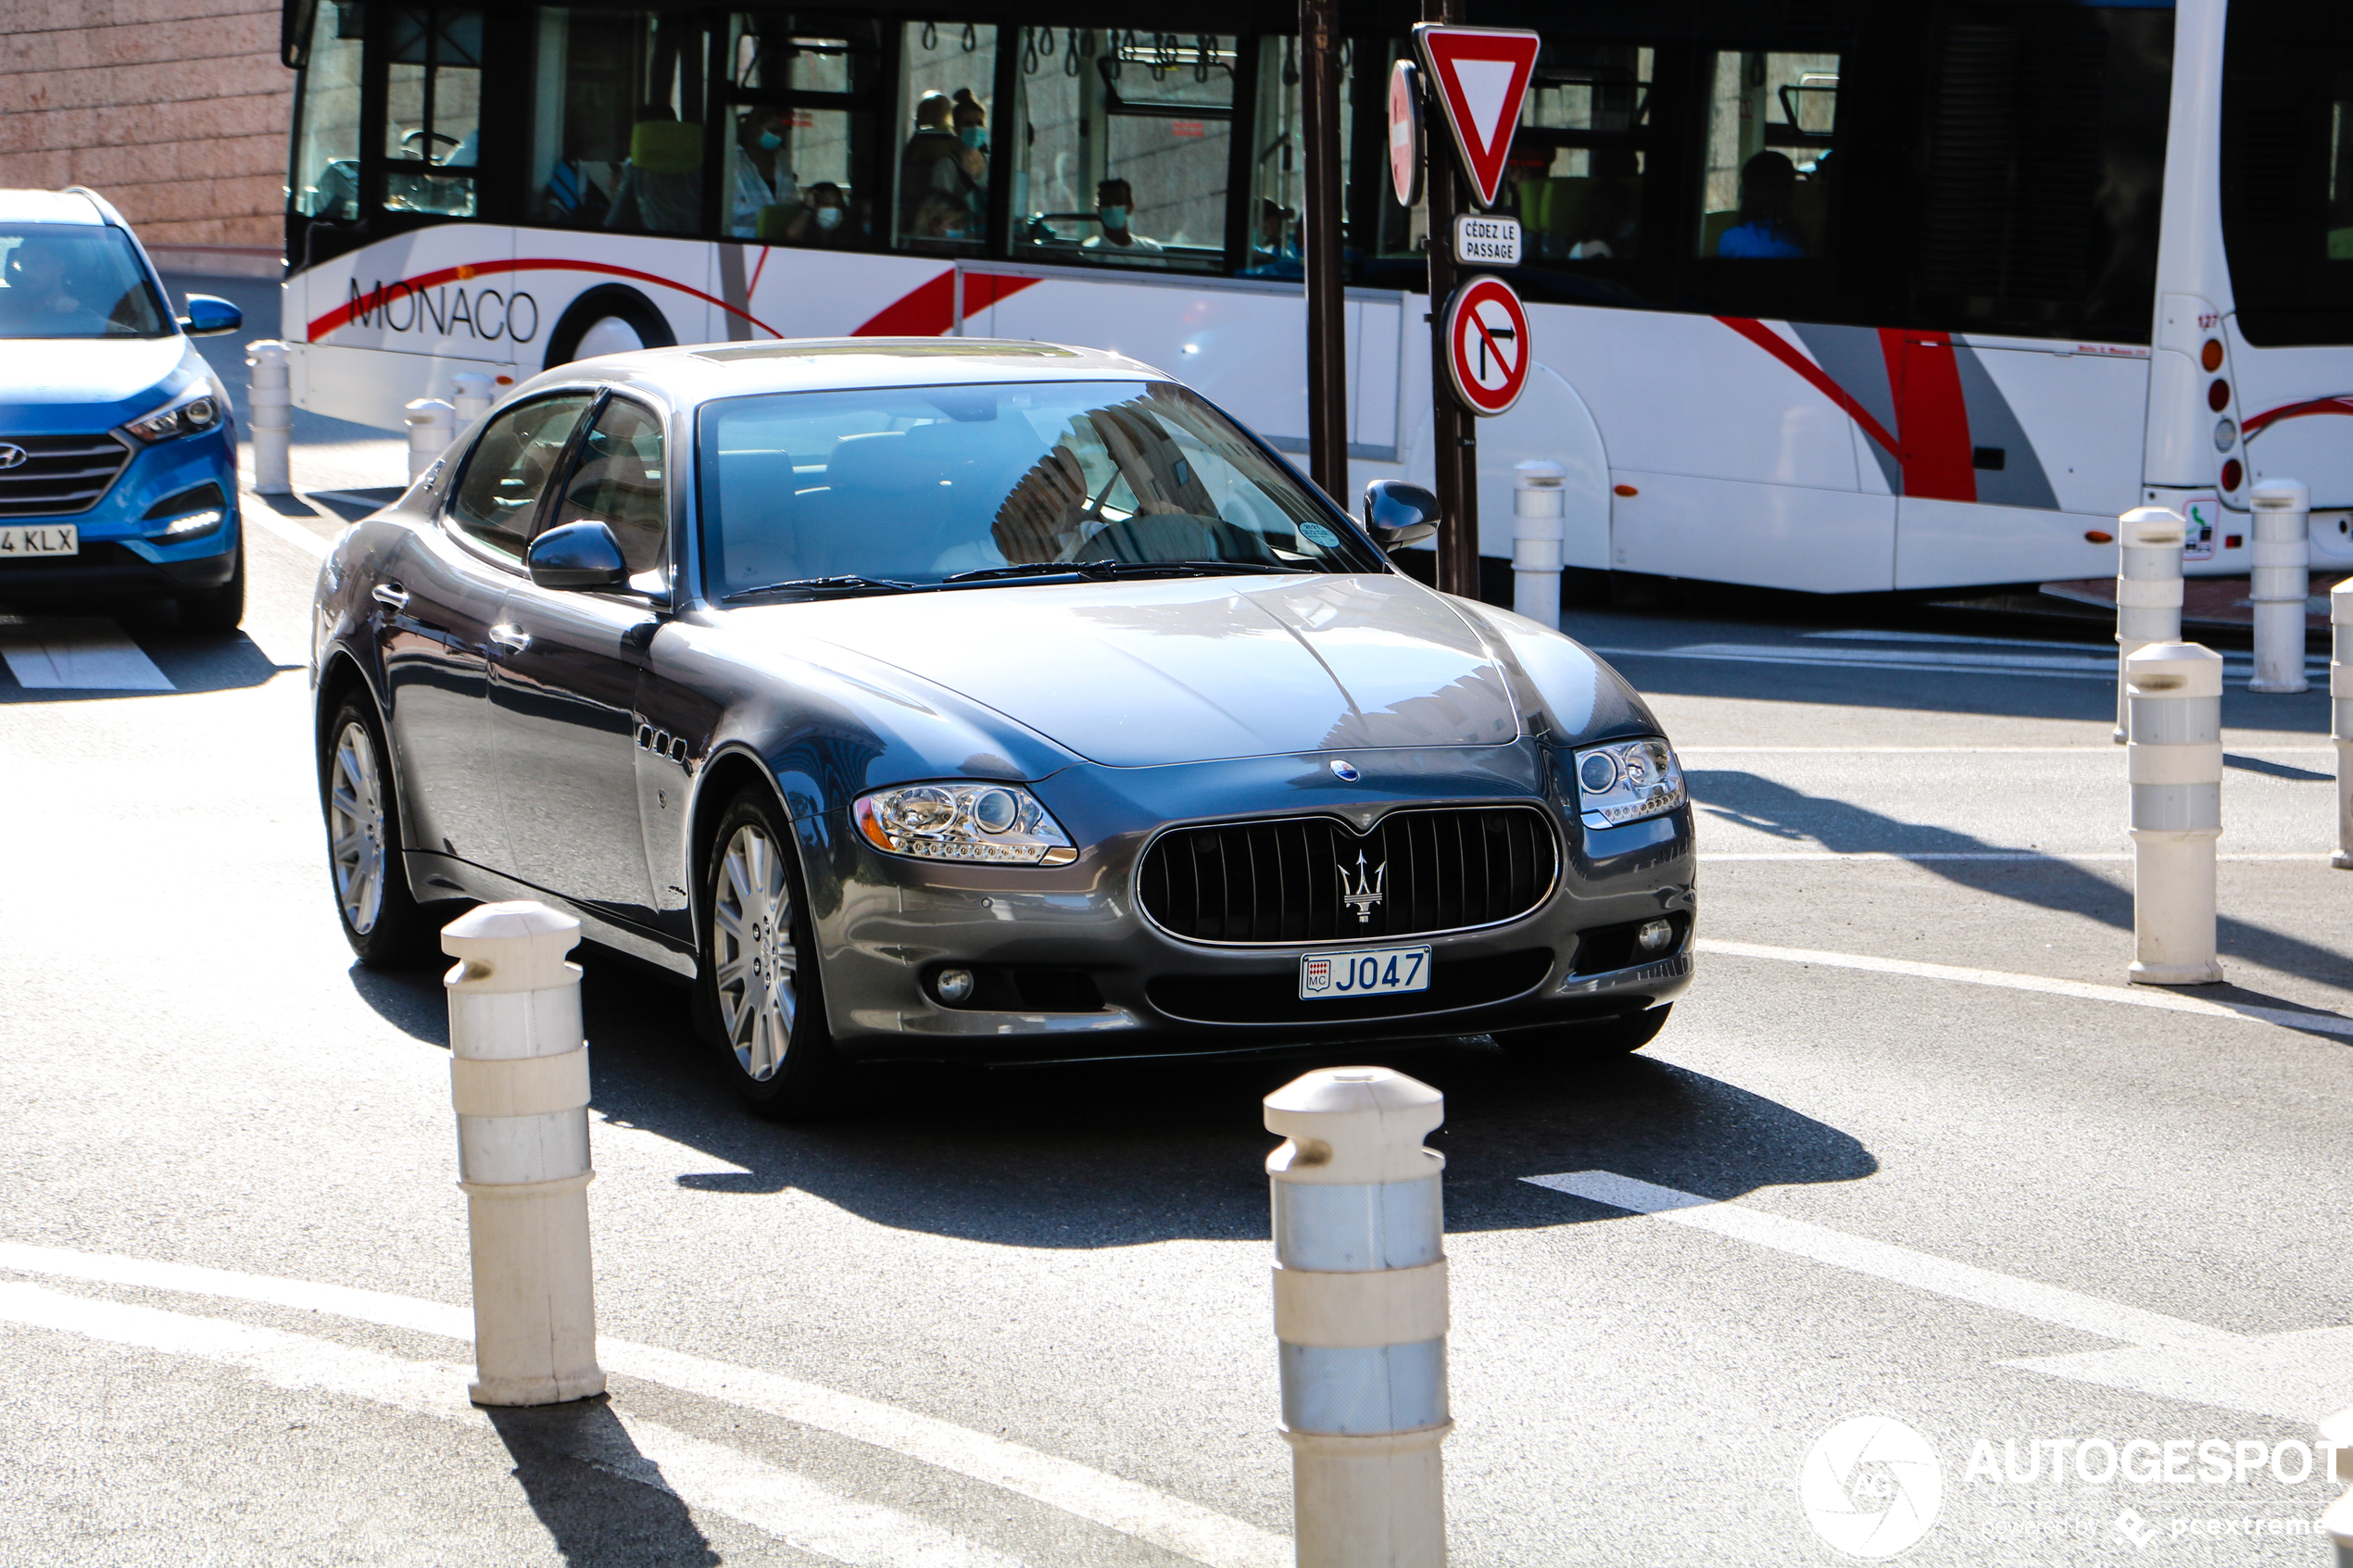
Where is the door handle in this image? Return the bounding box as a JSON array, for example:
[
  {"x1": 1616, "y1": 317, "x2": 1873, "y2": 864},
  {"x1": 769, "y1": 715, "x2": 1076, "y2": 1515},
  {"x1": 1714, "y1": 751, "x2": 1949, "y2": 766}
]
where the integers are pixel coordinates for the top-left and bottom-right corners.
[
  {"x1": 371, "y1": 582, "x2": 410, "y2": 611},
  {"x1": 488, "y1": 623, "x2": 532, "y2": 655}
]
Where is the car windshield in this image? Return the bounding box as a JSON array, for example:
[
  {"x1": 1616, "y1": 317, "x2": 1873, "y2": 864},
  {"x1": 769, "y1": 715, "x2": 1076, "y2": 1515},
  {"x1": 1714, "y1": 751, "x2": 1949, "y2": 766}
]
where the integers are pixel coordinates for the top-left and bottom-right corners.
[
  {"x1": 0, "y1": 224, "x2": 170, "y2": 340},
  {"x1": 696, "y1": 379, "x2": 1385, "y2": 596}
]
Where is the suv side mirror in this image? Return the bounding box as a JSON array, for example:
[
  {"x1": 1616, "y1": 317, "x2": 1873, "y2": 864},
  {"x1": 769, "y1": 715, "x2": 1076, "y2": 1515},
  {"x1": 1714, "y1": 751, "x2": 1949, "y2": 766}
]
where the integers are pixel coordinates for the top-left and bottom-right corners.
[
  {"x1": 526, "y1": 521, "x2": 630, "y2": 590},
  {"x1": 1363, "y1": 480, "x2": 1442, "y2": 548},
  {"x1": 178, "y1": 295, "x2": 243, "y2": 337}
]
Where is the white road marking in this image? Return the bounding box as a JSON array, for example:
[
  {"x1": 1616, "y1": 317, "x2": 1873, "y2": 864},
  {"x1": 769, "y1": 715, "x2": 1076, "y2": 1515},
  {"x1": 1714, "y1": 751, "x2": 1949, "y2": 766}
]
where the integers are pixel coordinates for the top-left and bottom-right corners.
[
  {"x1": 0, "y1": 617, "x2": 172, "y2": 691},
  {"x1": 1520, "y1": 1172, "x2": 2237, "y2": 1350},
  {"x1": 1594, "y1": 643, "x2": 2325, "y2": 684},
  {"x1": 2005, "y1": 1326, "x2": 2353, "y2": 1426},
  {"x1": 1678, "y1": 746, "x2": 2335, "y2": 755},
  {"x1": 0, "y1": 1242, "x2": 1288, "y2": 1568},
  {"x1": 1694, "y1": 937, "x2": 2353, "y2": 1039},
  {"x1": 0, "y1": 1281, "x2": 1026, "y2": 1568},
  {"x1": 1698, "y1": 851, "x2": 2324, "y2": 862},
  {"x1": 243, "y1": 505, "x2": 333, "y2": 560}
]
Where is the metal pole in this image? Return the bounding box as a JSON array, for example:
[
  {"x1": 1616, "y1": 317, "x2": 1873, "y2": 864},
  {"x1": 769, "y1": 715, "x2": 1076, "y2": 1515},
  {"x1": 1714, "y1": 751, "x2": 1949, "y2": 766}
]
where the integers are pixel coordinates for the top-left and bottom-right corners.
[
  {"x1": 1301, "y1": 0, "x2": 1349, "y2": 504},
  {"x1": 1421, "y1": 0, "x2": 1478, "y2": 601}
]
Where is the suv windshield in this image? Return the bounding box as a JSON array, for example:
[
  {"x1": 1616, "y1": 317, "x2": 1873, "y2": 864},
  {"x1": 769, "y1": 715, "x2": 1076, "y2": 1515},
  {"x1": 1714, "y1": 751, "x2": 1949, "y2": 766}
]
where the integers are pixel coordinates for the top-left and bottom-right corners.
[
  {"x1": 0, "y1": 224, "x2": 170, "y2": 340},
  {"x1": 697, "y1": 379, "x2": 1383, "y2": 596}
]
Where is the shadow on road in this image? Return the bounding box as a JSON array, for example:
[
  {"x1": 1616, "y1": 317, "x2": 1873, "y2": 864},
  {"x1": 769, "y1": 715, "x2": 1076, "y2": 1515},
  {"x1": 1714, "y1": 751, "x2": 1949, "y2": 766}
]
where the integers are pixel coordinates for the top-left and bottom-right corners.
[{"x1": 484, "y1": 1399, "x2": 721, "y2": 1567}]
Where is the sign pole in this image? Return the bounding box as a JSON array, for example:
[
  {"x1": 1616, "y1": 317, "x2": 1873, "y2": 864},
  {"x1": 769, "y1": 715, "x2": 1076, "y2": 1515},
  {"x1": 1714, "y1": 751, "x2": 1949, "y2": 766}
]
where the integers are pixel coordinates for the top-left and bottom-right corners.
[
  {"x1": 1301, "y1": 0, "x2": 1349, "y2": 503},
  {"x1": 1419, "y1": 3, "x2": 1478, "y2": 600}
]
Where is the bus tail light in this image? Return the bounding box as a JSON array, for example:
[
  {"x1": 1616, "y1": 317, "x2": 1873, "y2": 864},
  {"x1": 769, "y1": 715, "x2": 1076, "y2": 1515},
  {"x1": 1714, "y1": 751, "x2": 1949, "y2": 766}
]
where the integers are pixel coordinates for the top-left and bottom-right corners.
[
  {"x1": 2221, "y1": 459, "x2": 2245, "y2": 492},
  {"x1": 2208, "y1": 379, "x2": 2231, "y2": 411},
  {"x1": 2201, "y1": 339, "x2": 2225, "y2": 372}
]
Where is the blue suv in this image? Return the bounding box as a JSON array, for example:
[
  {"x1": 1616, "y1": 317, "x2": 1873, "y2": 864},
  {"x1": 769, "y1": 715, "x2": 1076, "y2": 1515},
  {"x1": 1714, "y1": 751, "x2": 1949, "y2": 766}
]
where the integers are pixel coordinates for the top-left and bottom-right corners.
[{"x1": 0, "y1": 188, "x2": 246, "y2": 630}]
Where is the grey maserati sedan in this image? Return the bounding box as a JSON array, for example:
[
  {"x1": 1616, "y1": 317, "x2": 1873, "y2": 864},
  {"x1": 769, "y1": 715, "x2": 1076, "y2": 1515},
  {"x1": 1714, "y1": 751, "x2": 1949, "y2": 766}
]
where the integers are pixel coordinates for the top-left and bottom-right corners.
[{"x1": 310, "y1": 339, "x2": 1693, "y2": 1116}]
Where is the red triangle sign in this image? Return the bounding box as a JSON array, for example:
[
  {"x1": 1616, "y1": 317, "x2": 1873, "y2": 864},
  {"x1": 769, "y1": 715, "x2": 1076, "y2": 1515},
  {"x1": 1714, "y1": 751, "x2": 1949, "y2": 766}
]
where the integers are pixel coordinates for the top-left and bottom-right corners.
[{"x1": 1415, "y1": 25, "x2": 1541, "y2": 210}]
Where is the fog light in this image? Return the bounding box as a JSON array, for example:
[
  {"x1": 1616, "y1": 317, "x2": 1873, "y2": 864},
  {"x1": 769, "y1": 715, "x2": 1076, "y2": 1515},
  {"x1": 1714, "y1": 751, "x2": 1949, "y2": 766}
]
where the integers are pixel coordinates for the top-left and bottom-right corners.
[
  {"x1": 1636, "y1": 919, "x2": 1673, "y2": 953},
  {"x1": 936, "y1": 968, "x2": 975, "y2": 1004}
]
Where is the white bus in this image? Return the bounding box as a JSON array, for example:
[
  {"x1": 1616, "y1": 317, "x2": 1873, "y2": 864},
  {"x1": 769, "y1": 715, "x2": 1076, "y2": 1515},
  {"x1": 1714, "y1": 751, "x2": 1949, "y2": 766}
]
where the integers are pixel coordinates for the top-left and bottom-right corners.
[{"x1": 277, "y1": 0, "x2": 2353, "y2": 596}]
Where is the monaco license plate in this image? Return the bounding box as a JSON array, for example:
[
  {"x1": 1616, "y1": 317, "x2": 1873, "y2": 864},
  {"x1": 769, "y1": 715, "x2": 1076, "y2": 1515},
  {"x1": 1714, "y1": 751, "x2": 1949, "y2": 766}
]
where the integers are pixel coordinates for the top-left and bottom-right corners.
[
  {"x1": 0, "y1": 525, "x2": 77, "y2": 558},
  {"x1": 1300, "y1": 945, "x2": 1432, "y2": 1001}
]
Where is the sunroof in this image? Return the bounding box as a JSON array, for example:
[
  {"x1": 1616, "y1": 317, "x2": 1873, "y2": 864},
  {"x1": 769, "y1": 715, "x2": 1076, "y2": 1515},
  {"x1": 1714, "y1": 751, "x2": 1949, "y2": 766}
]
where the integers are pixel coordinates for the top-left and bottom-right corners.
[{"x1": 692, "y1": 339, "x2": 1078, "y2": 363}]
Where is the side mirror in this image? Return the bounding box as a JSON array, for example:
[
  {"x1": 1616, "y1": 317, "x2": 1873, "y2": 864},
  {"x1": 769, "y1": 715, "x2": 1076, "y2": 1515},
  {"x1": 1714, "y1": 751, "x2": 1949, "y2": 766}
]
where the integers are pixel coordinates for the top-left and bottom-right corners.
[
  {"x1": 526, "y1": 521, "x2": 630, "y2": 590},
  {"x1": 1363, "y1": 480, "x2": 1442, "y2": 548},
  {"x1": 178, "y1": 295, "x2": 243, "y2": 337}
]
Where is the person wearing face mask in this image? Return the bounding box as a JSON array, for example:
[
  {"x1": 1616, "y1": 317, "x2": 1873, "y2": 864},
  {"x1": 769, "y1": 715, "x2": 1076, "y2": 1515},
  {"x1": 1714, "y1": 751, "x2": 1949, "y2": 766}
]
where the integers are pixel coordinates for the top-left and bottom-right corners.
[
  {"x1": 948, "y1": 89, "x2": 989, "y2": 226},
  {"x1": 900, "y1": 92, "x2": 964, "y2": 237},
  {"x1": 729, "y1": 106, "x2": 797, "y2": 238},
  {"x1": 1078, "y1": 178, "x2": 1164, "y2": 265},
  {"x1": 784, "y1": 182, "x2": 858, "y2": 245}
]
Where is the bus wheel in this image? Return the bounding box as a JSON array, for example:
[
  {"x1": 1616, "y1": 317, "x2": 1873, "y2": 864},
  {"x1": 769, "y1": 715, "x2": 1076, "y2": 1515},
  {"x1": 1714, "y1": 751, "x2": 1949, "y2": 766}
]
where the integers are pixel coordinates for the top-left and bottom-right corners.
[{"x1": 544, "y1": 285, "x2": 675, "y2": 371}]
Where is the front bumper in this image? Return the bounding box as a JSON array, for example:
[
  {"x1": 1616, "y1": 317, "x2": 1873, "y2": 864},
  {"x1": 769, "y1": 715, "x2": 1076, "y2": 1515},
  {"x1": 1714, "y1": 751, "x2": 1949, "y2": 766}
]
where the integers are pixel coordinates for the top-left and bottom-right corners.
[
  {"x1": 0, "y1": 426, "x2": 240, "y2": 604},
  {"x1": 808, "y1": 746, "x2": 1698, "y2": 1063}
]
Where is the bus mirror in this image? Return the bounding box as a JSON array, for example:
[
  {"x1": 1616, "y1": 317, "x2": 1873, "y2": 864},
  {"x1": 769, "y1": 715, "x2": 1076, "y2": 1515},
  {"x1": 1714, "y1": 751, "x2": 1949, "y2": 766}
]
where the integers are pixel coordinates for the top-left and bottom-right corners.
[
  {"x1": 1363, "y1": 480, "x2": 1441, "y2": 548},
  {"x1": 527, "y1": 521, "x2": 630, "y2": 590}
]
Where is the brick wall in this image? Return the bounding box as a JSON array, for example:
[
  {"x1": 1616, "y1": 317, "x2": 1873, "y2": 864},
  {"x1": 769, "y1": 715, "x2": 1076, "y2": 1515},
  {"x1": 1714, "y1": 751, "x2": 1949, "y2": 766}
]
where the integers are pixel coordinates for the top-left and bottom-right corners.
[{"x1": 0, "y1": 0, "x2": 291, "y2": 255}]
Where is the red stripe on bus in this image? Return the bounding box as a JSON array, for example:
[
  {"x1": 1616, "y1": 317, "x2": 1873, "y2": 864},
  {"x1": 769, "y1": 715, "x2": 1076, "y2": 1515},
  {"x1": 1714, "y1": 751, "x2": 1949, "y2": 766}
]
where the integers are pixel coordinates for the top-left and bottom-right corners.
[
  {"x1": 1715, "y1": 316, "x2": 1900, "y2": 457},
  {"x1": 1887, "y1": 329, "x2": 1976, "y2": 504},
  {"x1": 851, "y1": 270, "x2": 1041, "y2": 336},
  {"x1": 306, "y1": 257, "x2": 780, "y2": 342},
  {"x1": 2243, "y1": 395, "x2": 2353, "y2": 437}
]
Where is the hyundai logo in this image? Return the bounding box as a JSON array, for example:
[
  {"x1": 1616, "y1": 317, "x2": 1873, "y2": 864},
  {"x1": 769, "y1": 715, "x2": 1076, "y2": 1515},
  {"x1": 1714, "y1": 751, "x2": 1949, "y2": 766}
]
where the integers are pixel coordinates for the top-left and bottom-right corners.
[
  {"x1": 1328, "y1": 759, "x2": 1361, "y2": 782},
  {"x1": 0, "y1": 445, "x2": 26, "y2": 470}
]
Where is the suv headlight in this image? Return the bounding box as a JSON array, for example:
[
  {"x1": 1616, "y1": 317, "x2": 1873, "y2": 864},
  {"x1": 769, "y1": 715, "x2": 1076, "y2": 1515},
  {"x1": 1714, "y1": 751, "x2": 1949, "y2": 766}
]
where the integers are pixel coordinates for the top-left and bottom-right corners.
[
  {"x1": 123, "y1": 387, "x2": 224, "y2": 444},
  {"x1": 1572, "y1": 737, "x2": 1685, "y2": 830},
  {"x1": 853, "y1": 782, "x2": 1078, "y2": 866}
]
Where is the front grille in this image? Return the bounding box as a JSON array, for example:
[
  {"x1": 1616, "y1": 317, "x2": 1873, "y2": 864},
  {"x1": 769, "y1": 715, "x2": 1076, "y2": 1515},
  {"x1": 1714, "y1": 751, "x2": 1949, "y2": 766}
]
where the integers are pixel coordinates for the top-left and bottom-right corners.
[
  {"x1": 1138, "y1": 805, "x2": 1559, "y2": 945},
  {"x1": 0, "y1": 433, "x2": 134, "y2": 518}
]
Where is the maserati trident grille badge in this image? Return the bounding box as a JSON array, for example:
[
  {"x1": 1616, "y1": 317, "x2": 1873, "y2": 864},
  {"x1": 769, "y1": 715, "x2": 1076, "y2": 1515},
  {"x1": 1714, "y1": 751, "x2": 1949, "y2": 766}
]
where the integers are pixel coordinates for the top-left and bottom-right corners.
[
  {"x1": 1340, "y1": 850, "x2": 1388, "y2": 924},
  {"x1": 1328, "y1": 759, "x2": 1360, "y2": 782}
]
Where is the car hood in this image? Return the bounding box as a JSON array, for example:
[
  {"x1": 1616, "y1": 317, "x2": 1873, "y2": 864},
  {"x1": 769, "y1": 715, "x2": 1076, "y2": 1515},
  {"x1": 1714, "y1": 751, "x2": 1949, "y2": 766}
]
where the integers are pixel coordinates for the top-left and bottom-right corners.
[
  {"x1": 0, "y1": 335, "x2": 203, "y2": 432},
  {"x1": 758, "y1": 573, "x2": 1523, "y2": 767}
]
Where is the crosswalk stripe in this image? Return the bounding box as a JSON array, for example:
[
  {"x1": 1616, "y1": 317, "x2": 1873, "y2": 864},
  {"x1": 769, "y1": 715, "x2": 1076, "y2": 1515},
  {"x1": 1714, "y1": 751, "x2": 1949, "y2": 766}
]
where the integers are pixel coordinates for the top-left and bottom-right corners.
[
  {"x1": 1520, "y1": 1171, "x2": 2239, "y2": 1350},
  {"x1": 0, "y1": 618, "x2": 172, "y2": 691}
]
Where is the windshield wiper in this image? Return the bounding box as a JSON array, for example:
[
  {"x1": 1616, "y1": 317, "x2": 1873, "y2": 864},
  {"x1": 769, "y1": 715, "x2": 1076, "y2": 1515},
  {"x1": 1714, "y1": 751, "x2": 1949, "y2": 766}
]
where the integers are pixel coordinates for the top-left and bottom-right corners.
[
  {"x1": 724, "y1": 574, "x2": 923, "y2": 602},
  {"x1": 943, "y1": 558, "x2": 1312, "y2": 585}
]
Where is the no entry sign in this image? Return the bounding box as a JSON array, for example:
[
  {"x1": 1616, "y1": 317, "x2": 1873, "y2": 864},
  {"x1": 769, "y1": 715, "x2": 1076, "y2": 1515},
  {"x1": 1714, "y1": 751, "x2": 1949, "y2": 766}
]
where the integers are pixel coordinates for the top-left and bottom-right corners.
[
  {"x1": 1443, "y1": 274, "x2": 1530, "y2": 417},
  {"x1": 1386, "y1": 59, "x2": 1424, "y2": 209}
]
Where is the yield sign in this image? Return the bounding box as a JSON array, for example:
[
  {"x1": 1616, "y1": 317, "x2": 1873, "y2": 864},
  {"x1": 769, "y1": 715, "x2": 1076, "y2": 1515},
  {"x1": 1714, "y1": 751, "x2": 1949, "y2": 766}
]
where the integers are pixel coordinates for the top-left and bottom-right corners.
[
  {"x1": 1415, "y1": 24, "x2": 1541, "y2": 209},
  {"x1": 1443, "y1": 274, "x2": 1530, "y2": 417}
]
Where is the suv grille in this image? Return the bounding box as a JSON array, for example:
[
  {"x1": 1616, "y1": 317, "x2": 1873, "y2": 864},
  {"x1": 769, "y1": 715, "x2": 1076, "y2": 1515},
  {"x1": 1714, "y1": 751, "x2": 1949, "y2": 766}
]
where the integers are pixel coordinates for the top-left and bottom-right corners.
[
  {"x1": 0, "y1": 433, "x2": 134, "y2": 518},
  {"x1": 1138, "y1": 805, "x2": 1558, "y2": 945}
]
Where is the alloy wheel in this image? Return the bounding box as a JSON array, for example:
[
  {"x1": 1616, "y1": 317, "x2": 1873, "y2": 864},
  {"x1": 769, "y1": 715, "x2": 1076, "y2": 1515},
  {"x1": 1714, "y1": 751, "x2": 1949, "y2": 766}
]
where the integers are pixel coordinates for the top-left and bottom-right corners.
[
  {"x1": 328, "y1": 720, "x2": 388, "y2": 935},
  {"x1": 713, "y1": 822, "x2": 799, "y2": 1081}
]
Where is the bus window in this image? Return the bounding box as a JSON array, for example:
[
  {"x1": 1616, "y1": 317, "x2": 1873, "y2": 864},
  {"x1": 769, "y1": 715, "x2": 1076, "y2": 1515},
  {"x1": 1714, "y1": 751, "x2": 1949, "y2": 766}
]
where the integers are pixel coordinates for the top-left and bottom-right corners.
[
  {"x1": 890, "y1": 21, "x2": 997, "y2": 253},
  {"x1": 291, "y1": 0, "x2": 365, "y2": 221},
  {"x1": 1242, "y1": 36, "x2": 1353, "y2": 280},
  {"x1": 1696, "y1": 51, "x2": 1839, "y2": 260},
  {"x1": 384, "y1": 6, "x2": 484, "y2": 219},
  {"x1": 529, "y1": 9, "x2": 711, "y2": 236},
  {"x1": 1012, "y1": 30, "x2": 1237, "y2": 272},
  {"x1": 1512, "y1": 45, "x2": 1651, "y2": 264},
  {"x1": 729, "y1": 16, "x2": 884, "y2": 246}
]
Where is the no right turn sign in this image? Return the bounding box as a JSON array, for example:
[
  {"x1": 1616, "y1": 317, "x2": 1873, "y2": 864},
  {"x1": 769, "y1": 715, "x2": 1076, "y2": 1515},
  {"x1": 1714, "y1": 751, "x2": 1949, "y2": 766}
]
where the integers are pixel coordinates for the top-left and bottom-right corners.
[{"x1": 1443, "y1": 274, "x2": 1531, "y2": 417}]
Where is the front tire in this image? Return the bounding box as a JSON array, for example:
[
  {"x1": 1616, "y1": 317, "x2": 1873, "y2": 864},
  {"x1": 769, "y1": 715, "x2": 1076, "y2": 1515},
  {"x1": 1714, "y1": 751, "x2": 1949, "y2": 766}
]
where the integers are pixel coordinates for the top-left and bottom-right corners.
[
  {"x1": 321, "y1": 694, "x2": 435, "y2": 967},
  {"x1": 1497, "y1": 1005, "x2": 1673, "y2": 1059},
  {"x1": 698, "y1": 787, "x2": 850, "y2": 1119}
]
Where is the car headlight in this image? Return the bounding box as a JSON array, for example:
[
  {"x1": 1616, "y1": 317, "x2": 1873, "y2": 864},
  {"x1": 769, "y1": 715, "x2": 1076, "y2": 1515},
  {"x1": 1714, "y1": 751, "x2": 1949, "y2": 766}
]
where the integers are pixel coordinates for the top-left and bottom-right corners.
[
  {"x1": 1572, "y1": 736, "x2": 1685, "y2": 831},
  {"x1": 123, "y1": 389, "x2": 223, "y2": 444},
  {"x1": 853, "y1": 782, "x2": 1078, "y2": 866}
]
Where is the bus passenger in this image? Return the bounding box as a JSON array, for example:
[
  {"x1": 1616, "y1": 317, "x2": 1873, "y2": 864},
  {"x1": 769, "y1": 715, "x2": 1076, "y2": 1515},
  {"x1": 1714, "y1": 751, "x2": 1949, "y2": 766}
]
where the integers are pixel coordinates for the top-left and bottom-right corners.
[
  {"x1": 782, "y1": 182, "x2": 859, "y2": 246},
  {"x1": 1716, "y1": 150, "x2": 1805, "y2": 259},
  {"x1": 900, "y1": 91, "x2": 978, "y2": 237},
  {"x1": 1079, "y1": 180, "x2": 1165, "y2": 264},
  {"x1": 729, "y1": 106, "x2": 796, "y2": 238}
]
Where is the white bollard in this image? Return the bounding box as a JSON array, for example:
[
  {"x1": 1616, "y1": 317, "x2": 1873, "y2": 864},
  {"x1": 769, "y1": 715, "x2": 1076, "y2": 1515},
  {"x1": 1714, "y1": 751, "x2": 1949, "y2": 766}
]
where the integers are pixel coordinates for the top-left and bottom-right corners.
[
  {"x1": 2334, "y1": 581, "x2": 2353, "y2": 870},
  {"x1": 404, "y1": 397, "x2": 456, "y2": 485},
  {"x1": 245, "y1": 340, "x2": 292, "y2": 496},
  {"x1": 2114, "y1": 507, "x2": 2186, "y2": 744},
  {"x1": 1265, "y1": 1067, "x2": 1451, "y2": 1568},
  {"x1": 2126, "y1": 642, "x2": 2224, "y2": 985},
  {"x1": 450, "y1": 370, "x2": 495, "y2": 427},
  {"x1": 2247, "y1": 477, "x2": 2311, "y2": 694},
  {"x1": 442, "y1": 901, "x2": 606, "y2": 1407},
  {"x1": 1511, "y1": 459, "x2": 1567, "y2": 631},
  {"x1": 2320, "y1": 1407, "x2": 2353, "y2": 1567}
]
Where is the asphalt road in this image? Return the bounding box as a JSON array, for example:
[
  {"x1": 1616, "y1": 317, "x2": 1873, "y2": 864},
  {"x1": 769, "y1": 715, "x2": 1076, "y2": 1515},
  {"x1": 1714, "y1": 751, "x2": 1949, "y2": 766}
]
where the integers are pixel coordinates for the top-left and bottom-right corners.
[{"x1": 2, "y1": 428, "x2": 2350, "y2": 1564}]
